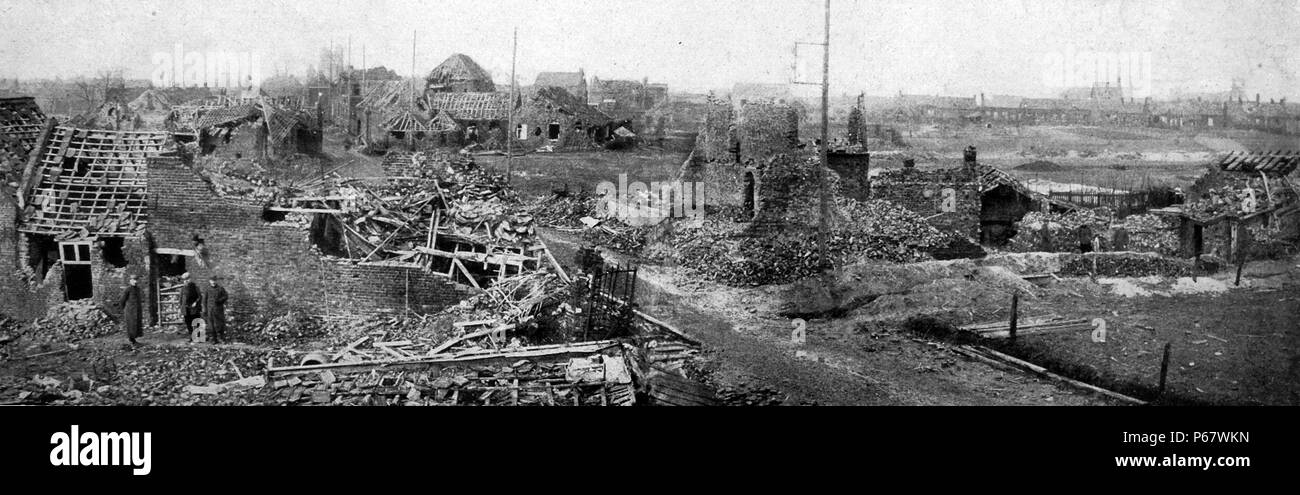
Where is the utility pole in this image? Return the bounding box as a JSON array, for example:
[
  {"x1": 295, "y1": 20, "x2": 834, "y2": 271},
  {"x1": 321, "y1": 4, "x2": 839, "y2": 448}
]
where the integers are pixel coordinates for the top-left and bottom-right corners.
[
  {"x1": 507, "y1": 28, "x2": 518, "y2": 183},
  {"x1": 410, "y1": 30, "x2": 416, "y2": 111},
  {"x1": 410, "y1": 30, "x2": 417, "y2": 150},
  {"x1": 362, "y1": 44, "x2": 367, "y2": 140},
  {"x1": 817, "y1": 0, "x2": 831, "y2": 269},
  {"x1": 791, "y1": 0, "x2": 832, "y2": 269}
]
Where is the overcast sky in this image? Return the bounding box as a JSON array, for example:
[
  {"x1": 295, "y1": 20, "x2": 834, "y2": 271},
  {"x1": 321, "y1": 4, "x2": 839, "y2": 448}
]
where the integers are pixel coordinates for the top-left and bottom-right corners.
[{"x1": 1, "y1": 0, "x2": 1297, "y2": 99}]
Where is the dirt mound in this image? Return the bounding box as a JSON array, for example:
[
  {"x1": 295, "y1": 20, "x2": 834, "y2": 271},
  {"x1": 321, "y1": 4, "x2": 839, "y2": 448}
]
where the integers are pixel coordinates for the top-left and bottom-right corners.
[{"x1": 1014, "y1": 160, "x2": 1065, "y2": 172}]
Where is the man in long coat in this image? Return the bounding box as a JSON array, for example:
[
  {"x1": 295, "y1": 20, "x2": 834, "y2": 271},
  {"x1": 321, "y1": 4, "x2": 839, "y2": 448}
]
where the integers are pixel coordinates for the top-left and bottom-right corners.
[
  {"x1": 117, "y1": 274, "x2": 143, "y2": 346},
  {"x1": 201, "y1": 276, "x2": 229, "y2": 344},
  {"x1": 179, "y1": 272, "x2": 202, "y2": 341}
]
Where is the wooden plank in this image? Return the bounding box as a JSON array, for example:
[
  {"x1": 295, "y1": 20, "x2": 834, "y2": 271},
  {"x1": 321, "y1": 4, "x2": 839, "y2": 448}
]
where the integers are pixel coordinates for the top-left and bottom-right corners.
[
  {"x1": 267, "y1": 207, "x2": 344, "y2": 214},
  {"x1": 957, "y1": 345, "x2": 1146, "y2": 405},
  {"x1": 451, "y1": 258, "x2": 482, "y2": 290}
]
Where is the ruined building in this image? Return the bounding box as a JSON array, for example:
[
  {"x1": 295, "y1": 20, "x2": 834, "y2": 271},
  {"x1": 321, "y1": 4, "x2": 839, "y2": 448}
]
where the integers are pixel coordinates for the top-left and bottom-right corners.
[{"x1": 425, "y1": 53, "x2": 496, "y2": 93}]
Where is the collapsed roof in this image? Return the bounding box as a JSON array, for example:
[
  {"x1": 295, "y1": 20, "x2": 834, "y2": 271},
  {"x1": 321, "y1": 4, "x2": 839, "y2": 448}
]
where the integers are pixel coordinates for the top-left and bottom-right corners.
[
  {"x1": 527, "y1": 86, "x2": 612, "y2": 124},
  {"x1": 192, "y1": 101, "x2": 315, "y2": 145},
  {"x1": 17, "y1": 126, "x2": 176, "y2": 238},
  {"x1": 359, "y1": 79, "x2": 427, "y2": 113},
  {"x1": 1216, "y1": 150, "x2": 1300, "y2": 176},
  {"x1": 427, "y1": 92, "x2": 513, "y2": 121},
  {"x1": 1, "y1": 96, "x2": 49, "y2": 151}
]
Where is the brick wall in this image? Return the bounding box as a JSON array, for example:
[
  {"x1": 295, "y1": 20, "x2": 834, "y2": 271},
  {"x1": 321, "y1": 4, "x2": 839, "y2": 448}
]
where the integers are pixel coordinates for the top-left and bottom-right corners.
[
  {"x1": 91, "y1": 236, "x2": 152, "y2": 323},
  {"x1": 324, "y1": 263, "x2": 475, "y2": 316},
  {"x1": 147, "y1": 156, "x2": 477, "y2": 325},
  {"x1": 0, "y1": 191, "x2": 45, "y2": 319},
  {"x1": 871, "y1": 170, "x2": 981, "y2": 239}
]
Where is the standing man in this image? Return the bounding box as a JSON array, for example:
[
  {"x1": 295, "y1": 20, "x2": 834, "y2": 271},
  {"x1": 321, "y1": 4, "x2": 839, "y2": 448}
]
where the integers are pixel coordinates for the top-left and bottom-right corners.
[
  {"x1": 117, "y1": 274, "x2": 143, "y2": 346},
  {"x1": 1076, "y1": 223, "x2": 1094, "y2": 254},
  {"x1": 202, "y1": 275, "x2": 229, "y2": 344},
  {"x1": 179, "y1": 272, "x2": 201, "y2": 341}
]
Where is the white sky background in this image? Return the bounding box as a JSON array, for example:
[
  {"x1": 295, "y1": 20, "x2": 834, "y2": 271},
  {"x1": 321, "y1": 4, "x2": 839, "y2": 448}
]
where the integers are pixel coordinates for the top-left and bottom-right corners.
[{"x1": 0, "y1": 0, "x2": 1297, "y2": 98}]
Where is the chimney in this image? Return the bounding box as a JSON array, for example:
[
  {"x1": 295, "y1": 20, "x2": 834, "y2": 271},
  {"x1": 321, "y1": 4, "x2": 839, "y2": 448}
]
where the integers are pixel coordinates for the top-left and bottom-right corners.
[
  {"x1": 980, "y1": 93, "x2": 985, "y2": 107},
  {"x1": 963, "y1": 145, "x2": 977, "y2": 171},
  {"x1": 1256, "y1": 93, "x2": 1260, "y2": 104}
]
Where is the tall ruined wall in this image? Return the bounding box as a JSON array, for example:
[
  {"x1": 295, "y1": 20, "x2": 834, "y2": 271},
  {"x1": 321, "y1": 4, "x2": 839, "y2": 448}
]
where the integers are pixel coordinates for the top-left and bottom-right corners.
[
  {"x1": 736, "y1": 102, "x2": 799, "y2": 162},
  {"x1": 0, "y1": 191, "x2": 44, "y2": 319}
]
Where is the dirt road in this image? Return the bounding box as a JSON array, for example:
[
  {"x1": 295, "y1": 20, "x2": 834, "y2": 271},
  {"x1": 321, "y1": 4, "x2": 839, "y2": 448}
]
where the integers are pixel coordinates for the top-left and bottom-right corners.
[{"x1": 541, "y1": 228, "x2": 1116, "y2": 406}]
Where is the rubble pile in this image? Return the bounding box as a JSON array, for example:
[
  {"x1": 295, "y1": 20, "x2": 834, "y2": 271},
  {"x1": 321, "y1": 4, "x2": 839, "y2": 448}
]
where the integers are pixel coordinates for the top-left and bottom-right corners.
[
  {"x1": 1119, "y1": 214, "x2": 1180, "y2": 255},
  {"x1": 194, "y1": 155, "x2": 291, "y2": 200},
  {"x1": 4, "y1": 346, "x2": 286, "y2": 406},
  {"x1": 245, "y1": 311, "x2": 331, "y2": 345},
  {"x1": 1186, "y1": 172, "x2": 1292, "y2": 220},
  {"x1": 581, "y1": 219, "x2": 654, "y2": 255},
  {"x1": 292, "y1": 152, "x2": 540, "y2": 263},
  {"x1": 26, "y1": 301, "x2": 117, "y2": 344},
  {"x1": 264, "y1": 354, "x2": 634, "y2": 406},
  {"x1": 1007, "y1": 209, "x2": 1112, "y2": 252},
  {"x1": 526, "y1": 192, "x2": 600, "y2": 229},
  {"x1": 527, "y1": 192, "x2": 653, "y2": 254},
  {"x1": 652, "y1": 198, "x2": 945, "y2": 286}
]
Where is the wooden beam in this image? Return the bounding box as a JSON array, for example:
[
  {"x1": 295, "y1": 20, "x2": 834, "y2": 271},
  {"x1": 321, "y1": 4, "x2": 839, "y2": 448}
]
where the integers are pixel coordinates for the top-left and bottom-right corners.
[
  {"x1": 154, "y1": 248, "x2": 197, "y2": 256},
  {"x1": 451, "y1": 258, "x2": 482, "y2": 290},
  {"x1": 267, "y1": 207, "x2": 345, "y2": 214}
]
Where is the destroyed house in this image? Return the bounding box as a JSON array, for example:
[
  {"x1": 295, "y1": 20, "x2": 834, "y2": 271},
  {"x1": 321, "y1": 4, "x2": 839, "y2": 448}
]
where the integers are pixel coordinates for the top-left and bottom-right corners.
[
  {"x1": 425, "y1": 92, "x2": 513, "y2": 146},
  {"x1": 513, "y1": 86, "x2": 614, "y2": 150},
  {"x1": 1157, "y1": 151, "x2": 1300, "y2": 260},
  {"x1": 870, "y1": 148, "x2": 1073, "y2": 244},
  {"x1": 534, "y1": 70, "x2": 588, "y2": 102},
  {"x1": 357, "y1": 78, "x2": 434, "y2": 146},
  {"x1": 870, "y1": 161, "x2": 982, "y2": 240},
  {"x1": 976, "y1": 161, "x2": 1078, "y2": 245},
  {"x1": 1, "y1": 126, "x2": 174, "y2": 321},
  {"x1": 146, "y1": 155, "x2": 482, "y2": 325},
  {"x1": 192, "y1": 102, "x2": 322, "y2": 159},
  {"x1": 589, "y1": 77, "x2": 665, "y2": 121},
  {"x1": 680, "y1": 98, "x2": 806, "y2": 221},
  {"x1": 426, "y1": 53, "x2": 496, "y2": 94}
]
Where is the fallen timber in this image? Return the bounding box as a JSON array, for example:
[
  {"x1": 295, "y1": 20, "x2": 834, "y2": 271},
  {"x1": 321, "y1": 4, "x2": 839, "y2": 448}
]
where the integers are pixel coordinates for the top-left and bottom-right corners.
[
  {"x1": 951, "y1": 344, "x2": 1146, "y2": 405},
  {"x1": 267, "y1": 340, "x2": 622, "y2": 376},
  {"x1": 958, "y1": 317, "x2": 1092, "y2": 339}
]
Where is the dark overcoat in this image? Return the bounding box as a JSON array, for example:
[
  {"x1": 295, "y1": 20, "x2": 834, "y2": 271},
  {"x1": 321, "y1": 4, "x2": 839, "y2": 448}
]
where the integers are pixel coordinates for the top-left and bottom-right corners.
[
  {"x1": 201, "y1": 284, "x2": 229, "y2": 335},
  {"x1": 117, "y1": 285, "x2": 142, "y2": 339}
]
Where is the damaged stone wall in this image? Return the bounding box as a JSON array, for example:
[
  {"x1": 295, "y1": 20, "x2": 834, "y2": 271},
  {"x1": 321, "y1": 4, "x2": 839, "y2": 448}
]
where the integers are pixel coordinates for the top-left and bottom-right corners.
[
  {"x1": 0, "y1": 190, "x2": 46, "y2": 319},
  {"x1": 0, "y1": 192, "x2": 153, "y2": 321},
  {"x1": 325, "y1": 264, "x2": 476, "y2": 317},
  {"x1": 736, "y1": 102, "x2": 799, "y2": 162},
  {"x1": 90, "y1": 236, "x2": 153, "y2": 324},
  {"x1": 695, "y1": 98, "x2": 735, "y2": 163},
  {"x1": 147, "y1": 156, "x2": 476, "y2": 324},
  {"x1": 870, "y1": 169, "x2": 981, "y2": 239}
]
